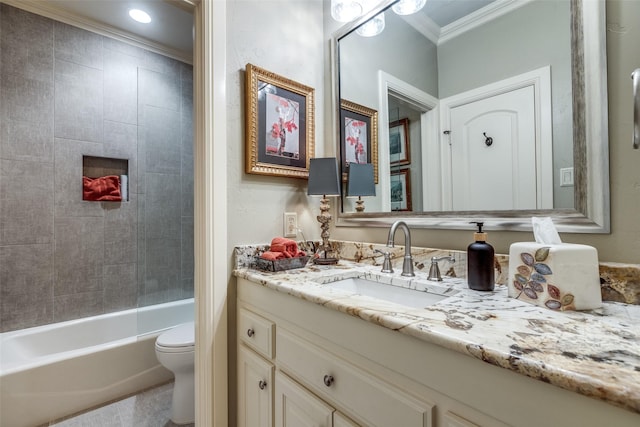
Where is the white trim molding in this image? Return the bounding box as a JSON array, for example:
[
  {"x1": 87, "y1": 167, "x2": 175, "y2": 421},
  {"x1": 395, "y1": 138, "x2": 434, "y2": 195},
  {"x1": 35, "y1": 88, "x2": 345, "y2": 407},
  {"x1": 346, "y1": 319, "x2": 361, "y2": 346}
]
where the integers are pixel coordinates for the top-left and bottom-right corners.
[{"x1": 194, "y1": 0, "x2": 228, "y2": 426}]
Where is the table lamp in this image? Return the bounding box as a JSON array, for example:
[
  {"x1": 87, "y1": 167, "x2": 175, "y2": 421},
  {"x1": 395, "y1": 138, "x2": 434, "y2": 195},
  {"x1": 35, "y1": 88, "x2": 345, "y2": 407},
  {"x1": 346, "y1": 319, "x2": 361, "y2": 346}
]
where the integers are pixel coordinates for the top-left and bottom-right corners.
[
  {"x1": 307, "y1": 157, "x2": 341, "y2": 265},
  {"x1": 347, "y1": 163, "x2": 375, "y2": 212}
]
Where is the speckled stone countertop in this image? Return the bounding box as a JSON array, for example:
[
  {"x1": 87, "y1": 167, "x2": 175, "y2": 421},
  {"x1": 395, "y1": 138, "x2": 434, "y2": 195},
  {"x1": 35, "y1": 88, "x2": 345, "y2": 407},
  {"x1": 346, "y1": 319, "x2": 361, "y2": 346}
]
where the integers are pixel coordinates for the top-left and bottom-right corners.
[{"x1": 233, "y1": 244, "x2": 640, "y2": 415}]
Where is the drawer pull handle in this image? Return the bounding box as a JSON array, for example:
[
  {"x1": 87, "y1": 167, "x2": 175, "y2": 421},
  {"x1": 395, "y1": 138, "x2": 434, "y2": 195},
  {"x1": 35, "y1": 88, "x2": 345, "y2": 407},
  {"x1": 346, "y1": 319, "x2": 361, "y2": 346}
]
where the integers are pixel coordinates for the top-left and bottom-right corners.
[
  {"x1": 258, "y1": 380, "x2": 267, "y2": 390},
  {"x1": 323, "y1": 375, "x2": 334, "y2": 387},
  {"x1": 247, "y1": 328, "x2": 255, "y2": 337}
]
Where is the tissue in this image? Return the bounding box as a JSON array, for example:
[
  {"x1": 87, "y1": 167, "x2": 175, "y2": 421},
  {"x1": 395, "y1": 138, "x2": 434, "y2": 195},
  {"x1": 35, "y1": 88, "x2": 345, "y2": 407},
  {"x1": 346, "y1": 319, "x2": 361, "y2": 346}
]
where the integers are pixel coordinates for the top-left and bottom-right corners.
[{"x1": 507, "y1": 218, "x2": 602, "y2": 311}]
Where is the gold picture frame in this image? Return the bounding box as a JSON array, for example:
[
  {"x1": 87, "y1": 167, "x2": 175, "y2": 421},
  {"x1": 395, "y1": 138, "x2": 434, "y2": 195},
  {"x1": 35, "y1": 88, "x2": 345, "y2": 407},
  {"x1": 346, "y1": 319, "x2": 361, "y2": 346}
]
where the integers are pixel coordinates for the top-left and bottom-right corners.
[
  {"x1": 245, "y1": 63, "x2": 315, "y2": 179},
  {"x1": 340, "y1": 99, "x2": 378, "y2": 183}
]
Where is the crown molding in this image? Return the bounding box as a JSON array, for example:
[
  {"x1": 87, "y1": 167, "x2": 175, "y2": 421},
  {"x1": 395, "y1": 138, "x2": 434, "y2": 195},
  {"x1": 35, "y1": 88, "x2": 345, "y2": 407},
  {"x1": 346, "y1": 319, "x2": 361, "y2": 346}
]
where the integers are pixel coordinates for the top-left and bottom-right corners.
[
  {"x1": 438, "y1": 0, "x2": 533, "y2": 45},
  {"x1": 0, "y1": 0, "x2": 193, "y2": 64}
]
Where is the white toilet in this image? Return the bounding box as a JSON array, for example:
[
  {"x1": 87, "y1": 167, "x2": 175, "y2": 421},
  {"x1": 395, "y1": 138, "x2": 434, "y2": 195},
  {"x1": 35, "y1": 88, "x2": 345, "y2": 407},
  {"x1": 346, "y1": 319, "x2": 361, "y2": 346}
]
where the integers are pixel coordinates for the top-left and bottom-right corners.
[{"x1": 155, "y1": 321, "x2": 195, "y2": 424}]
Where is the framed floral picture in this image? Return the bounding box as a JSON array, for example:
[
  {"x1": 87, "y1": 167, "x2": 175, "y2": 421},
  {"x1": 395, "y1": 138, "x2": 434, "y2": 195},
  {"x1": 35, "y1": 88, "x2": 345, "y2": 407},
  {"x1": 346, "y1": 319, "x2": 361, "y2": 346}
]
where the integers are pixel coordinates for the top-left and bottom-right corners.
[
  {"x1": 245, "y1": 64, "x2": 315, "y2": 178},
  {"x1": 340, "y1": 100, "x2": 378, "y2": 183},
  {"x1": 390, "y1": 168, "x2": 412, "y2": 211},
  {"x1": 389, "y1": 118, "x2": 410, "y2": 166}
]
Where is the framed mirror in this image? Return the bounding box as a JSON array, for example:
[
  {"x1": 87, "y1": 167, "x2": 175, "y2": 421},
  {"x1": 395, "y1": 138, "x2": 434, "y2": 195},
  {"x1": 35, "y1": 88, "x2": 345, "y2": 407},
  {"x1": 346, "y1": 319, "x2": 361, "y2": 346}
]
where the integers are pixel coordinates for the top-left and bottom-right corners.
[{"x1": 332, "y1": 0, "x2": 609, "y2": 233}]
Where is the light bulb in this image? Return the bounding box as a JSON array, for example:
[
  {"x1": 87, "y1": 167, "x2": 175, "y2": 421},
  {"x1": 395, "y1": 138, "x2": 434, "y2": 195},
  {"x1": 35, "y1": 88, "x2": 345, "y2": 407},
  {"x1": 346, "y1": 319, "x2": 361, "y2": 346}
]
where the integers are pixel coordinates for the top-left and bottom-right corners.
[
  {"x1": 331, "y1": 0, "x2": 363, "y2": 22},
  {"x1": 392, "y1": 0, "x2": 427, "y2": 15},
  {"x1": 356, "y1": 12, "x2": 385, "y2": 37},
  {"x1": 129, "y1": 9, "x2": 151, "y2": 24}
]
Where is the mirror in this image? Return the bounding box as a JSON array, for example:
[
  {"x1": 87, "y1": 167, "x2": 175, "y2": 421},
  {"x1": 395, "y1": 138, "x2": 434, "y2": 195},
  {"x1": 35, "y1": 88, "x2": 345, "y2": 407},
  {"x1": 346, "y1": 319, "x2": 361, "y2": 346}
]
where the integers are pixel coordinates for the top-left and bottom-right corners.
[{"x1": 332, "y1": 0, "x2": 609, "y2": 233}]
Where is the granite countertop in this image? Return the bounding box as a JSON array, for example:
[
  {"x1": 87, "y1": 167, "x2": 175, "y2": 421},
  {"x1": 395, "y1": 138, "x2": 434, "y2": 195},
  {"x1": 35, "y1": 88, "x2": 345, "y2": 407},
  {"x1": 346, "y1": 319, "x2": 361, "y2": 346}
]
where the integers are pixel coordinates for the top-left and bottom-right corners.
[{"x1": 234, "y1": 258, "x2": 640, "y2": 415}]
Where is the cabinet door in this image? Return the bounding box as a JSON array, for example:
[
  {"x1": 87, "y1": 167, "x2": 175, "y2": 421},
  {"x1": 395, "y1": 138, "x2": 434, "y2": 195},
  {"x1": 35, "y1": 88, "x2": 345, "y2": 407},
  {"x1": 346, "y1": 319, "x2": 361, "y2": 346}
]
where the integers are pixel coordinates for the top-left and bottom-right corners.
[
  {"x1": 238, "y1": 345, "x2": 274, "y2": 427},
  {"x1": 334, "y1": 412, "x2": 360, "y2": 427},
  {"x1": 275, "y1": 371, "x2": 334, "y2": 427},
  {"x1": 443, "y1": 411, "x2": 480, "y2": 427}
]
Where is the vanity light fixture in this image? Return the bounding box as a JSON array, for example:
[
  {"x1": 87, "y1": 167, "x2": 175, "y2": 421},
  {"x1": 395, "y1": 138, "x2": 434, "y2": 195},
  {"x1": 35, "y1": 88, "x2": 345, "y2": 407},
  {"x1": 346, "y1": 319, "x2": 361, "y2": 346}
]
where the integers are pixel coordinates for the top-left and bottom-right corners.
[
  {"x1": 331, "y1": 0, "x2": 363, "y2": 22},
  {"x1": 129, "y1": 9, "x2": 151, "y2": 24},
  {"x1": 391, "y1": 0, "x2": 427, "y2": 15},
  {"x1": 307, "y1": 157, "x2": 341, "y2": 265},
  {"x1": 347, "y1": 163, "x2": 376, "y2": 212}
]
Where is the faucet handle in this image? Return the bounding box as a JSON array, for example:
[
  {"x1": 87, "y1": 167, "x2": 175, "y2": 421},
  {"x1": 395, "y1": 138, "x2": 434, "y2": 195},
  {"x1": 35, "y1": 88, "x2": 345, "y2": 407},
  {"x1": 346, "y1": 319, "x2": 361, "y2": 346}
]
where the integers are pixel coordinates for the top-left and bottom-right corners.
[
  {"x1": 374, "y1": 249, "x2": 394, "y2": 273},
  {"x1": 427, "y1": 255, "x2": 455, "y2": 281}
]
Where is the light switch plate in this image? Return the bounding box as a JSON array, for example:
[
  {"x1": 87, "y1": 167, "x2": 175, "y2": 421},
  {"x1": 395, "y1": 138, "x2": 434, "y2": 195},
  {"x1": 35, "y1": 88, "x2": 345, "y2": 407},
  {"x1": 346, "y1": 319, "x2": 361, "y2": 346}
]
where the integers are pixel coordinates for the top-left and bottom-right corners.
[
  {"x1": 284, "y1": 212, "x2": 298, "y2": 237},
  {"x1": 560, "y1": 167, "x2": 574, "y2": 187}
]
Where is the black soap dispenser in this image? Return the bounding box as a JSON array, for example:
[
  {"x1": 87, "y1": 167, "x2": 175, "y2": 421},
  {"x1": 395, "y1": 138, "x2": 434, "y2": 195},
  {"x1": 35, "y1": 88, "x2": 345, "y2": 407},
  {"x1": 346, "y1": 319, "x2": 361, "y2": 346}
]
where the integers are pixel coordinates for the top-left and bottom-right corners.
[{"x1": 467, "y1": 222, "x2": 495, "y2": 291}]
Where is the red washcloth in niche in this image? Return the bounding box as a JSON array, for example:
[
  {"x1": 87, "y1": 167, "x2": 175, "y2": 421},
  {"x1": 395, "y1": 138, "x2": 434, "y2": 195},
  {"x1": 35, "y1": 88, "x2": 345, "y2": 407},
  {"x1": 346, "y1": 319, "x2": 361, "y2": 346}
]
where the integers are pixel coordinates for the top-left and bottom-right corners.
[
  {"x1": 270, "y1": 237, "x2": 306, "y2": 258},
  {"x1": 260, "y1": 251, "x2": 286, "y2": 261},
  {"x1": 83, "y1": 175, "x2": 122, "y2": 201}
]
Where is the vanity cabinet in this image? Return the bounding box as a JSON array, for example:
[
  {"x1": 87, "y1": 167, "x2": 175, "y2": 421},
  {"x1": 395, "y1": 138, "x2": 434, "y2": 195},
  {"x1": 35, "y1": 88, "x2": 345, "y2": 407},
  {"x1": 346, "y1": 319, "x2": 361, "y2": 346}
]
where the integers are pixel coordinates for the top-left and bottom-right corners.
[{"x1": 237, "y1": 278, "x2": 639, "y2": 427}]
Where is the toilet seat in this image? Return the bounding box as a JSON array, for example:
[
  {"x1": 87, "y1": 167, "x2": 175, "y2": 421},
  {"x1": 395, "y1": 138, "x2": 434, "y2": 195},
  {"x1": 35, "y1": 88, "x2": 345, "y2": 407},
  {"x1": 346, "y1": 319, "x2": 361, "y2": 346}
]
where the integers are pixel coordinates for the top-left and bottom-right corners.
[{"x1": 155, "y1": 322, "x2": 194, "y2": 353}]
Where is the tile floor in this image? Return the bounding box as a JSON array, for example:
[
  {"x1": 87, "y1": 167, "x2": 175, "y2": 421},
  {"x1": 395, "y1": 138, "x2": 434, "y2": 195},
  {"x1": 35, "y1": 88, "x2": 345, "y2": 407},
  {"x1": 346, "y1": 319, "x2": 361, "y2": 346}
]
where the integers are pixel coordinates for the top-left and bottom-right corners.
[{"x1": 49, "y1": 382, "x2": 193, "y2": 427}]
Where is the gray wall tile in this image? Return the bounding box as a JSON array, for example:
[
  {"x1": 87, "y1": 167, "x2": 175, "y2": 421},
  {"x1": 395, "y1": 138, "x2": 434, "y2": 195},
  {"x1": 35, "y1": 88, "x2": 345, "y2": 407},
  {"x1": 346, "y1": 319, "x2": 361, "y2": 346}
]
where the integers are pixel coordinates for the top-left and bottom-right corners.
[
  {"x1": 1, "y1": 72, "x2": 53, "y2": 123},
  {"x1": 139, "y1": 68, "x2": 179, "y2": 112},
  {"x1": 0, "y1": 4, "x2": 53, "y2": 83},
  {"x1": 145, "y1": 172, "x2": 181, "y2": 239},
  {"x1": 141, "y1": 105, "x2": 181, "y2": 174},
  {"x1": 0, "y1": 118, "x2": 53, "y2": 162},
  {"x1": 54, "y1": 216, "x2": 104, "y2": 296},
  {"x1": 103, "y1": 263, "x2": 137, "y2": 313},
  {"x1": 104, "y1": 198, "x2": 137, "y2": 266},
  {"x1": 0, "y1": 159, "x2": 54, "y2": 245},
  {"x1": 104, "y1": 49, "x2": 138, "y2": 125},
  {"x1": 0, "y1": 244, "x2": 53, "y2": 331},
  {"x1": 54, "y1": 291, "x2": 103, "y2": 323},
  {"x1": 54, "y1": 59, "x2": 103, "y2": 143},
  {"x1": 54, "y1": 21, "x2": 103, "y2": 70}
]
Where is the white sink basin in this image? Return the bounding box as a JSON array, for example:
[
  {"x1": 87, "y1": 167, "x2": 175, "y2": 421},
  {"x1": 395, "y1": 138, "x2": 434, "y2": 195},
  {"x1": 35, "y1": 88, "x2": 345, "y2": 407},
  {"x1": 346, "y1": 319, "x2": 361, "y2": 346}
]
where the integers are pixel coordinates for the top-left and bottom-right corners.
[{"x1": 324, "y1": 277, "x2": 449, "y2": 308}]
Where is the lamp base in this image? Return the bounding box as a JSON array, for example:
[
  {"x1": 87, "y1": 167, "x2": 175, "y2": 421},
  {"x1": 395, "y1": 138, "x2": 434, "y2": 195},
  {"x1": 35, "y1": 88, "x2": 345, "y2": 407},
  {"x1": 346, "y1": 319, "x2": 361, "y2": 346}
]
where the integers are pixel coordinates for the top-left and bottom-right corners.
[{"x1": 313, "y1": 256, "x2": 339, "y2": 265}]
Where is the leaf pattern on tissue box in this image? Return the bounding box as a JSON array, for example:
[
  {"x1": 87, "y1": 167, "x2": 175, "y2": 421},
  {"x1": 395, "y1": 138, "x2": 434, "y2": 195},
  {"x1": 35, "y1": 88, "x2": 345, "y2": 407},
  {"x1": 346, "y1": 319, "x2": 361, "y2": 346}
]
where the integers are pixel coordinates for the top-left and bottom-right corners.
[{"x1": 513, "y1": 247, "x2": 575, "y2": 311}]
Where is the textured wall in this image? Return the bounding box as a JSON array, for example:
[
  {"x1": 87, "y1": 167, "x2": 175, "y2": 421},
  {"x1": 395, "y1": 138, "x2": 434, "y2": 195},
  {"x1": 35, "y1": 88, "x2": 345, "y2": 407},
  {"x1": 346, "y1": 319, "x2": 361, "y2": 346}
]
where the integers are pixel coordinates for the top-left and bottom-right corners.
[{"x1": 0, "y1": 4, "x2": 193, "y2": 332}]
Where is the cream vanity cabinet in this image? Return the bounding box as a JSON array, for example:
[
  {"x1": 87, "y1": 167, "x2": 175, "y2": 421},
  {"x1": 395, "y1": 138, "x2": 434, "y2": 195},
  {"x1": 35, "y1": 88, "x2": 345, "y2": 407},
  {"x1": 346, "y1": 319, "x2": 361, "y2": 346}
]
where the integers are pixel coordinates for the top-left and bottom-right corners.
[{"x1": 237, "y1": 278, "x2": 639, "y2": 427}]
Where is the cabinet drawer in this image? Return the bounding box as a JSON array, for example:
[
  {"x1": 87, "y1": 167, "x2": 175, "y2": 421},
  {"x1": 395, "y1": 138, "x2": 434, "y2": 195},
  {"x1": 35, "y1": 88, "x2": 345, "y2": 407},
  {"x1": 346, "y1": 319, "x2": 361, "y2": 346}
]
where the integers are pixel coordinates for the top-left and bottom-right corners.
[
  {"x1": 277, "y1": 328, "x2": 433, "y2": 427},
  {"x1": 239, "y1": 307, "x2": 275, "y2": 359}
]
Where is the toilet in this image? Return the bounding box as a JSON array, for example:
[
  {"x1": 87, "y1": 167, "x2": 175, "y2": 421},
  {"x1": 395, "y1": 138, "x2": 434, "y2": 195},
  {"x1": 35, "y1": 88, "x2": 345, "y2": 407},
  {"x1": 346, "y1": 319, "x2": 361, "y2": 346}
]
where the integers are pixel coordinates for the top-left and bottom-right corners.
[{"x1": 155, "y1": 322, "x2": 195, "y2": 424}]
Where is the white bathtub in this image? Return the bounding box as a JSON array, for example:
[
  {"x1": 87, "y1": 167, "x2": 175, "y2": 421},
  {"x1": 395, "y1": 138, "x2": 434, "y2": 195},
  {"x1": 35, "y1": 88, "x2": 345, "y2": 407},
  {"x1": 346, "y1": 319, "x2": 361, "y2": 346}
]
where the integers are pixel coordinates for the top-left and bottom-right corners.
[{"x1": 0, "y1": 298, "x2": 194, "y2": 427}]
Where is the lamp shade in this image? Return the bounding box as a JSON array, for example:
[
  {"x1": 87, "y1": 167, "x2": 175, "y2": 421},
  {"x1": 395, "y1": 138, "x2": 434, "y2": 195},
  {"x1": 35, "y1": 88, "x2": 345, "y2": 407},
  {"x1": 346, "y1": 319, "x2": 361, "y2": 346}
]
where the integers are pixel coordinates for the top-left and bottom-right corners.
[
  {"x1": 347, "y1": 163, "x2": 375, "y2": 197},
  {"x1": 307, "y1": 158, "x2": 341, "y2": 196}
]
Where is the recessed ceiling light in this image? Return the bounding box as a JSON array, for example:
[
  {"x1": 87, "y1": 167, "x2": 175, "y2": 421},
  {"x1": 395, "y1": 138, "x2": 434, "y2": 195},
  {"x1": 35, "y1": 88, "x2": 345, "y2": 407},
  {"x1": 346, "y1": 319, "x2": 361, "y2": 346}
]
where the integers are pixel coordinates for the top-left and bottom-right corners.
[{"x1": 129, "y1": 9, "x2": 151, "y2": 24}]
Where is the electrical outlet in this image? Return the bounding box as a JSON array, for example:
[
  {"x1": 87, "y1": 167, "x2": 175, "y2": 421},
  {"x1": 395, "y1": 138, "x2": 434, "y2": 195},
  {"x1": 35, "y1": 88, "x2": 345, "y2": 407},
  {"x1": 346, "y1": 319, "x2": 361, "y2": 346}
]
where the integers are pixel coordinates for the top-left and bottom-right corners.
[{"x1": 284, "y1": 212, "x2": 298, "y2": 237}]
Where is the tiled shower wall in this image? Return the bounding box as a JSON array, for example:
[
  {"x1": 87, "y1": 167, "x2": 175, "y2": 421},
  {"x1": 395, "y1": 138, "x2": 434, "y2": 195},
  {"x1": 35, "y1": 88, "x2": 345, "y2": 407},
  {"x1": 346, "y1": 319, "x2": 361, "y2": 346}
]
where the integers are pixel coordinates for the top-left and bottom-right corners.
[{"x1": 0, "y1": 4, "x2": 194, "y2": 332}]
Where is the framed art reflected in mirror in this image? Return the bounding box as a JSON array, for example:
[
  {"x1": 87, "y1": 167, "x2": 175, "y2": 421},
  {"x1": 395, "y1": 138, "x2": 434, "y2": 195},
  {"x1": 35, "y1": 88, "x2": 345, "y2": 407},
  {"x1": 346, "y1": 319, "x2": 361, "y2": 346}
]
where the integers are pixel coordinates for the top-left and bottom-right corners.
[
  {"x1": 389, "y1": 118, "x2": 410, "y2": 166},
  {"x1": 340, "y1": 99, "x2": 378, "y2": 183},
  {"x1": 390, "y1": 168, "x2": 411, "y2": 211}
]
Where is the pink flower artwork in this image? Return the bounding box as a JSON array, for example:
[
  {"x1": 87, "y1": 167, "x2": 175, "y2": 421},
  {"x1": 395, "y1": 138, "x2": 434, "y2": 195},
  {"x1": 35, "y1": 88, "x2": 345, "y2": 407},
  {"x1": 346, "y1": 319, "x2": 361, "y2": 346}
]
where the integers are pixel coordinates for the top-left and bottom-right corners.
[
  {"x1": 265, "y1": 93, "x2": 300, "y2": 159},
  {"x1": 345, "y1": 118, "x2": 367, "y2": 164}
]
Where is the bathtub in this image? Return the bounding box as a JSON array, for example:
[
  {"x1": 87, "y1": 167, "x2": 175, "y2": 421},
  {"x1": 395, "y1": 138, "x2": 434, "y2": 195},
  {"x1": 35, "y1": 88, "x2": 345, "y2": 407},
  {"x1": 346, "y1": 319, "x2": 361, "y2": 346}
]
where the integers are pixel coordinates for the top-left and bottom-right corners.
[{"x1": 0, "y1": 298, "x2": 194, "y2": 427}]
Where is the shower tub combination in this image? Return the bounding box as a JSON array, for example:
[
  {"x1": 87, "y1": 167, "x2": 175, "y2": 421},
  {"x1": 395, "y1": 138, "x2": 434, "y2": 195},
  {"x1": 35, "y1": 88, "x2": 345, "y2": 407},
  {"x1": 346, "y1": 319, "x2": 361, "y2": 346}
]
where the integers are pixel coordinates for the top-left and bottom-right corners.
[{"x1": 0, "y1": 298, "x2": 194, "y2": 427}]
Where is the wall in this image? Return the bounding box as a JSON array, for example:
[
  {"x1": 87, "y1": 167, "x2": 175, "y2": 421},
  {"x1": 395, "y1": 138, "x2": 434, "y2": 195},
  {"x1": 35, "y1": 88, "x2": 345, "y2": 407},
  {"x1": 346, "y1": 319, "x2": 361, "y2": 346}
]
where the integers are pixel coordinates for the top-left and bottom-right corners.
[
  {"x1": 226, "y1": 0, "x2": 326, "y2": 248},
  {"x1": 332, "y1": 0, "x2": 640, "y2": 265},
  {"x1": 0, "y1": 4, "x2": 194, "y2": 332}
]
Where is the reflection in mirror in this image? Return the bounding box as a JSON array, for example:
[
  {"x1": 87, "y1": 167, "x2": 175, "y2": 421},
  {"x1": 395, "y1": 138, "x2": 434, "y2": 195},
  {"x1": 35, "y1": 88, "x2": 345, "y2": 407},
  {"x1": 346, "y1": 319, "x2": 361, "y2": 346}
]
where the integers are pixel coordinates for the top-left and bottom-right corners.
[{"x1": 333, "y1": 0, "x2": 609, "y2": 233}]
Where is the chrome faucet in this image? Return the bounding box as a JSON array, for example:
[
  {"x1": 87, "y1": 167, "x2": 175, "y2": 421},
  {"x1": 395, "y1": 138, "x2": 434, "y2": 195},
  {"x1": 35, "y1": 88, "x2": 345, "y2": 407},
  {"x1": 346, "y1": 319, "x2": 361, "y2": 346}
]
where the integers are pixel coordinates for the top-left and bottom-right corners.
[{"x1": 386, "y1": 221, "x2": 415, "y2": 277}]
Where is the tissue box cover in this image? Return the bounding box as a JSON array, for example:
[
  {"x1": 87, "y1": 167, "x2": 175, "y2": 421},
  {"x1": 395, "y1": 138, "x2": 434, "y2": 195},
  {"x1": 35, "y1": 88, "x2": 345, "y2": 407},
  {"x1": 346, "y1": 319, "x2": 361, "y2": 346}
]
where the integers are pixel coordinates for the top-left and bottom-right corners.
[{"x1": 508, "y1": 242, "x2": 601, "y2": 311}]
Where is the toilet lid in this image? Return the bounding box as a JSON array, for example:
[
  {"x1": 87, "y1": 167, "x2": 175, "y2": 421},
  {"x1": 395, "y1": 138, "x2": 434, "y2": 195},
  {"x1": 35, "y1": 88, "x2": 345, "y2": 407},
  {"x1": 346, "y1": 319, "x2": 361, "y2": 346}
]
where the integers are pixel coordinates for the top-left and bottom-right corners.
[{"x1": 156, "y1": 322, "x2": 194, "y2": 349}]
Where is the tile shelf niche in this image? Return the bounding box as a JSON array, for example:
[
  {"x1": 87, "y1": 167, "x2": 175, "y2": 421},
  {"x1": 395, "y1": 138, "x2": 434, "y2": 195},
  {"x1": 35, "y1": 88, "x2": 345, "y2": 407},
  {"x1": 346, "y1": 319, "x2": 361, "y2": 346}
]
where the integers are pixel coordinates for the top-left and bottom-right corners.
[{"x1": 82, "y1": 155, "x2": 129, "y2": 202}]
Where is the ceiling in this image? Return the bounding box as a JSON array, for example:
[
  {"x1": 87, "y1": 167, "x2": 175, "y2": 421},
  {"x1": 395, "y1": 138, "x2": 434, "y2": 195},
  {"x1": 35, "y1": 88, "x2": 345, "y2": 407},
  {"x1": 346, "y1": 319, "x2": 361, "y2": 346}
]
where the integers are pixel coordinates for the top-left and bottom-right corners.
[
  {"x1": 423, "y1": 0, "x2": 495, "y2": 28},
  {"x1": 39, "y1": 0, "x2": 194, "y2": 58},
  {"x1": 22, "y1": 0, "x2": 498, "y2": 59}
]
